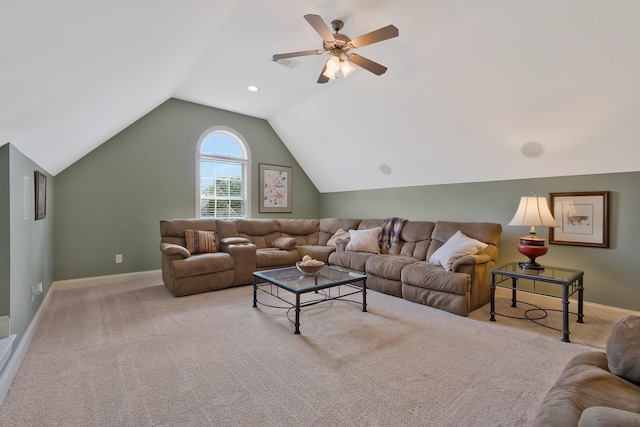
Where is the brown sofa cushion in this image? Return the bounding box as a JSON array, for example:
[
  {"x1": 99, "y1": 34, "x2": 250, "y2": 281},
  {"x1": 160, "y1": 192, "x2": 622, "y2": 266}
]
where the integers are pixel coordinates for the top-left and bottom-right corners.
[
  {"x1": 401, "y1": 261, "x2": 470, "y2": 295},
  {"x1": 185, "y1": 230, "x2": 217, "y2": 254},
  {"x1": 171, "y1": 253, "x2": 233, "y2": 278},
  {"x1": 607, "y1": 314, "x2": 640, "y2": 385}
]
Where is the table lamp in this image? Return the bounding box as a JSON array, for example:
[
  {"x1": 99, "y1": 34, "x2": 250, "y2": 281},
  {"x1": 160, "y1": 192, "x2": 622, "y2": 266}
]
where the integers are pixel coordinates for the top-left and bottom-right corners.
[{"x1": 508, "y1": 194, "x2": 559, "y2": 270}]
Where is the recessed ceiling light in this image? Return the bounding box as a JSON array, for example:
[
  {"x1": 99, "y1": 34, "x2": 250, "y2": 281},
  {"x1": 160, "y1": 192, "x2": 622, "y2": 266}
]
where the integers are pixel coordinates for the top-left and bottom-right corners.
[
  {"x1": 379, "y1": 164, "x2": 392, "y2": 175},
  {"x1": 521, "y1": 141, "x2": 545, "y2": 157},
  {"x1": 246, "y1": 85, "x2": 260, "y2": 92}
]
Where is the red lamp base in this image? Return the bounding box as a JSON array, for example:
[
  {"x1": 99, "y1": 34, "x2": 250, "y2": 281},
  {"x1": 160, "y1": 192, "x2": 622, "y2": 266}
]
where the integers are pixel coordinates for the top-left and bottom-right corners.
[{"x1": 517, "y1": 236, "x2": 548, "y2": 270}]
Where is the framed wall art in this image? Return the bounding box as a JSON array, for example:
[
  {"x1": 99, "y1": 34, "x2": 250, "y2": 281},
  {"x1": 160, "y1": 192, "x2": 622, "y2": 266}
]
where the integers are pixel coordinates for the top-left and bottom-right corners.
[
  {"x1": 259, "y1": 163, "x2": 292, "y2": 213},
  {"x1": 549, "y1": 191, "x2": 609, "y2": 248},
  {"x1": 35, "y1": 170, "x2": 47, "y2": 220}
]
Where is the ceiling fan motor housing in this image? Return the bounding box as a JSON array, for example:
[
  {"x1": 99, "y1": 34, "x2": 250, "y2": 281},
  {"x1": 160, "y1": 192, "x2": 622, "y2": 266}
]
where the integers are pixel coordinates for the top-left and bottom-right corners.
[{"x1": 324, "y1": 33, "x2": 351, "y2": 54}]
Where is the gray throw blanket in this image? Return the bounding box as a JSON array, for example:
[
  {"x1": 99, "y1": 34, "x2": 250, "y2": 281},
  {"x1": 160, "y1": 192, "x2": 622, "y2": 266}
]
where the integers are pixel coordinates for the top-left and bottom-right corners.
[{"x1": 380, "y1": 217, "x2": 407, "y2": 251}]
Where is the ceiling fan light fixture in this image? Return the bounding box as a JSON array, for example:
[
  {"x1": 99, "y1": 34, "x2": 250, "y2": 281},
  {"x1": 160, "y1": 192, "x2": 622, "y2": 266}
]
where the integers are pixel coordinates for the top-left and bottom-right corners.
[
  {"x1": 322, "y1": 68, "x2": 337, "y2": 80},
  {"x1": 340, "y1": 60, "x2": 355, "y2": 78},
  {"x1": 273, "y1": 14, "x2": 399, "y2": 84},
  {"x1": 326, "y1": 56, "x2": 341, "y2": 72}
]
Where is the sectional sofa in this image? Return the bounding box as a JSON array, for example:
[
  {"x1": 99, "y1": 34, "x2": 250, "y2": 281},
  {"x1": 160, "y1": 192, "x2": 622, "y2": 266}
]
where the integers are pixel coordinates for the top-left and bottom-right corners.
[{"x1": 159, "y1": 217, "x2": 502, "y2": 316}]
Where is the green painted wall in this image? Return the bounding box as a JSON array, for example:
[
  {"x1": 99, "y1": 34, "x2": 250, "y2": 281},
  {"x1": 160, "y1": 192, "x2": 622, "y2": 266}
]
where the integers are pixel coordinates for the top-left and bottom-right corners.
[
  {"x1": 53, "y1": 99, "x2": 321, "y2": 280},
  {"x1": 320, "y1": 171, "x2": 640, "y2": 311},
  {"x1": 0, "y1": 143, "x2": 54, "y2": 351}
]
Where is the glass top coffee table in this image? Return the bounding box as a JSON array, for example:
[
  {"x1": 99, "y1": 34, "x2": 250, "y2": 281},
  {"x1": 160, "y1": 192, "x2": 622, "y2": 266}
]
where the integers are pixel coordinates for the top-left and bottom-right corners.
[{"x1": 252, "y1": 265, "x2": 367, "y2": 334}]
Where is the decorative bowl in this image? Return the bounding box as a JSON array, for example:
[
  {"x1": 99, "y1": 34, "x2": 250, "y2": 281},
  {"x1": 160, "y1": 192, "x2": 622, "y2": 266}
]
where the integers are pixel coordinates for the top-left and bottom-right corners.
[{"x1": 296, "y1": 261, "x2": 325, "y2": 275}]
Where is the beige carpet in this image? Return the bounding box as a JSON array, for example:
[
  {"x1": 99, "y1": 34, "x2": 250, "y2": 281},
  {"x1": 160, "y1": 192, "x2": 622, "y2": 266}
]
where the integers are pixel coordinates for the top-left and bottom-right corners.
[{"x1": 0, "y1": 276, "x2": 612, "y2": 426}]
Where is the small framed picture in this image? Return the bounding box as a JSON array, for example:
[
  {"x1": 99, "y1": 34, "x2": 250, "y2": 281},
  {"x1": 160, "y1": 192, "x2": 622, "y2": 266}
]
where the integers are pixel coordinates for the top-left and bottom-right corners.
[
  {"x1": 549, "y1": 191, "x2": 609, "y2": 248},
  {"x1": 35, "y1": 170, "x2": 47, "y2": 220},
  {"x1": 259, "y1": 164, "x2": 292, "y2": 213}
]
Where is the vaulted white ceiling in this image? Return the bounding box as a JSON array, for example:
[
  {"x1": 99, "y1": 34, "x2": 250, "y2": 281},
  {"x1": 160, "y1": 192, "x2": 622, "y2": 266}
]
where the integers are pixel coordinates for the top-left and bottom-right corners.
[{"x1": 2, "y1": 0, "x2": 639, "y2": 192}]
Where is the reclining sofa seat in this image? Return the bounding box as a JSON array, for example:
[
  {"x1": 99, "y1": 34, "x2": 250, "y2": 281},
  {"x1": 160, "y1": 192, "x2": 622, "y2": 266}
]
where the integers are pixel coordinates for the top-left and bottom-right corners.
[
  {"x1": 328, "y1": 220, "x2": 436, "y2": 298},
  {"x1": 329, "y1": 220, "x2": 501, "y2": 316},
  {"x1": 159, "y1": 219, "x2": 235, "y2": 297},
  {"x1": 401, "y1": 221, "x2": 502, "y2": 316}
]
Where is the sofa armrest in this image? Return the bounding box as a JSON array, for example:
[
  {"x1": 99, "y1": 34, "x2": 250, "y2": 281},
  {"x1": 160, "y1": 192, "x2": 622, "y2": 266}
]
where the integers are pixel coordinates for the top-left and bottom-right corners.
[
  {"x1": 273, "y1": 236, "x2": 297, "y2": 250},
  {"x1": 451, "y1": 253, "x2": 491, "y2": 270},
  {"x1": 220, "y1": 236, "x2": 250, "y2": 246},
  {"x1": 159, "y1": 242, "x2": 190, "y2": 258},
  {"x1": 220, "y1": 242, "x2": 257, "y2": 285}
]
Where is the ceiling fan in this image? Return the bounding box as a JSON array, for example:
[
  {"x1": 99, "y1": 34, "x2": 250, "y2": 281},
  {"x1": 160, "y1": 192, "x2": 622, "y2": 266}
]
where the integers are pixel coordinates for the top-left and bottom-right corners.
[{"x1": 272, "y1": 14, "x2": 399, "y2": 84}]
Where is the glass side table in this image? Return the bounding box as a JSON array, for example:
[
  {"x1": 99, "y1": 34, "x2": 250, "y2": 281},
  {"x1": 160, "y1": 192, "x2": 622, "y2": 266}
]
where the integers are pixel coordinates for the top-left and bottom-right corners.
[{"x1": 490, "y1": 262, "x2": 584, "y2": 342}]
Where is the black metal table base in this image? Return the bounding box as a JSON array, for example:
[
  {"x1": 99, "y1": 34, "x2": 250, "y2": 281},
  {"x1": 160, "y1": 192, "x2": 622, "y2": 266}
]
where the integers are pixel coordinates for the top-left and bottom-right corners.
[
  {"x1": 490, "y1": 263, "x2": 584, "y2": 343},
  {"x1": 253, "y1": 279, "x2": 367, "y2": 334},
  {"x1": 491, "y1": 299, "x2": 584, "y2": 341}
]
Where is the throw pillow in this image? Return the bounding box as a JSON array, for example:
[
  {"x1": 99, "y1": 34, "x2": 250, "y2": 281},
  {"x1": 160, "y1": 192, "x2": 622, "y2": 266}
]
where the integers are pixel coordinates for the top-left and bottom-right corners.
[
  {"x1": 185, "y1": 229, "x2": 217, "y2": 254},
  {"x1": 429, "y1": 230, "x2": 488, "y2": 271},
  {"x1": 327, "y1": 228, "x2": 349, "y2": 247},
  {"x1": 345, "y1": 227, "x2": 382, "y2": 254},
  {"x1": 606, "y1": 314, "x2": 640, "y2": 385}
]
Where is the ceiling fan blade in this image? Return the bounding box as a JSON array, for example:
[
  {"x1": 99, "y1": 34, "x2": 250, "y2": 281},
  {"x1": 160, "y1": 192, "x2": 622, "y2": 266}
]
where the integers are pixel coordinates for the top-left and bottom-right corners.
[
  {"x1": 347, "y1": 53, "x2": 388, "y2": 75},
  {"x1": 304, "y1": 14, "x2": 335, "y2": 41},
  {"x1": 349, "y1": 25, "x2": 399, "y2": 49},
  {"x1": 272, "y1": 49, "x2": 324, "y2": 61},
  {"x1": 317, "y1": 65, "x2": 329, "y2": 84}
]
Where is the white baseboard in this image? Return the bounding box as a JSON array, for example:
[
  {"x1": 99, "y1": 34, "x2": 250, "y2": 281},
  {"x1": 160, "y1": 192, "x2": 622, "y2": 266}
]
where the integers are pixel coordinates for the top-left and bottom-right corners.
[
  {"x1": 53, "y1": 269, "x2": 161, "y2": 291},
  {"x1": 0, "y1": 284, "x2": 53, "y2": 406},
  {"x1": 494, "y1": 287, "x2": 634, "y2": 323},
  {"x1": 0, "y1": 270, "x2": 162, "y2": 406},
  {"x1": 0, "y1": 335, "x2": 16, "y2": 374}
]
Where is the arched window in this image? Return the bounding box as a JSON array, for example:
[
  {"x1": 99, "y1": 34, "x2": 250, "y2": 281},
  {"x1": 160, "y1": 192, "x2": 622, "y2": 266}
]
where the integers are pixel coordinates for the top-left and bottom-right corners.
[{"x1": 196, "y1": 127, "x2": 251, "y2": 218}]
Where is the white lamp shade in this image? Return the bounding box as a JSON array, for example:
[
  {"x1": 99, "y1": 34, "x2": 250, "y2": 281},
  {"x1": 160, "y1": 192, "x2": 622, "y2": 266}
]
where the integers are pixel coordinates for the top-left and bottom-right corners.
[
  {"x1": 508, "y1": 196, "x2": 558, "y2": 227},
  {"x1": 326, "y1": 56, "x2": 341, "y2": 72},
  {"x1": 322, "y1": 68, "x2": 336, "y2": 79},
  {"x1": 341, "y1": 60, "x2": 355, "y2": 77}
]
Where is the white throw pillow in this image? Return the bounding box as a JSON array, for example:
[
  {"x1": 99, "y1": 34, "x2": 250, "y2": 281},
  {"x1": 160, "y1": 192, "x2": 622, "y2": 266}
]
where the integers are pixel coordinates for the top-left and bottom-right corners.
[
  {"x1": 327, "y1": 228, "x2": 350, "y2": 247},
  {"x1": 429, "y1": 230, "x2": 488, "y2": 271},
  {"x1": 345, "y1": 227, "x2": 382, "y2": 254}
]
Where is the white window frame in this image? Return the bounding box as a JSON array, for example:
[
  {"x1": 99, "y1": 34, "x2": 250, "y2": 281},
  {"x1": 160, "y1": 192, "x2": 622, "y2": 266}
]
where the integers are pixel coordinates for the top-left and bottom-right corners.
[{"x1": 195, "y1": 126, "x2": 251, "y2": 218}]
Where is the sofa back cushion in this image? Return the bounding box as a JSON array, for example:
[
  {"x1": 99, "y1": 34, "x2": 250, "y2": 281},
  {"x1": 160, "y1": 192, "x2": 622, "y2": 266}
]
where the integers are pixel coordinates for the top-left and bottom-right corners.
[
  {"x1": 277, "y1": 219, "x2": 320, "y2": 245},
  {"x1": 160, "y1": 219, "x2": 217, "y2": 247},
  {"x1": 427, "y1": 221, "x2": 502, "y2": 264},
  {"x1": 237, "y1": 219, "x2": 280, "y2": 249},
  {"x1": 607, "y1": 314, "x2": 640, "y2": 385},
  {"x1": 215, "y1": 219, "x2": 239, "y2": 241},
  {"x1": 319, "y1": 218, "x2": 362, "y2": 245},
  {"x1": 391, "y1": 221, "x2": 435, "y2": 260},
  {"x1": 358, "y1": 218, "x2": 385, "y2": 230}
]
